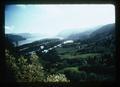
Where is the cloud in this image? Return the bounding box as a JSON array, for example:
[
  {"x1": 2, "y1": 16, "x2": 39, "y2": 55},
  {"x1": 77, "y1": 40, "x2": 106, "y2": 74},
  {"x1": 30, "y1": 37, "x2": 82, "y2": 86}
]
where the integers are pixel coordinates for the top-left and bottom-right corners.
[
  {"x1": 5, "y1": 25, "x2": 15, "y2": 33},
  {"x1": 16, "y1": 5, "x2": 26, "y2": 9},
  {"x1": 35, "y1": 4, "x2": 115, "y2": 35},
  {"x1": 5, "y1": 26, "x2": 11, "y2": 30},
  {"x1": 5, "y1": 4, "x2": 115, "y2": 35}
]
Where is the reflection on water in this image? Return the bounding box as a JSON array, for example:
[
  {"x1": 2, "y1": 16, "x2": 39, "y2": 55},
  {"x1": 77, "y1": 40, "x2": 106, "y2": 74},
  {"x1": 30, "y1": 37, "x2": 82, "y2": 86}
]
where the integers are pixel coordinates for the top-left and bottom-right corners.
[
  {"x1": 18, "y1": 36, "x2": 64, "y2": 46},
  {"x1": 63, "y1": 40, "x2": 74, "y2": 44},
  {"x1": 18, "y1": 37, "x2": 44, "y2": 46}
]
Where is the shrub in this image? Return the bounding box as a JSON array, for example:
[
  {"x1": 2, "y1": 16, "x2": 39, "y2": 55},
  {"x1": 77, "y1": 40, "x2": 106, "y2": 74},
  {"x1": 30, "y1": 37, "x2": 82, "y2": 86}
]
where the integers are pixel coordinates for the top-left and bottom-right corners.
[
  {"x1": 63, "y1": 67, "x2": 87, "y2": 81},
  {"x1": 79, "y1": 71, "x2": 87, "y2": 81},
  {"x1": 6, "y1": 50, "x2": 45, "y2": 82},
  {"x1": 45, "y1": 73, "x2": 69, "y2": 82},
  {"x1": 87, "y1": 72, "x2": 97, "y2": 81}
]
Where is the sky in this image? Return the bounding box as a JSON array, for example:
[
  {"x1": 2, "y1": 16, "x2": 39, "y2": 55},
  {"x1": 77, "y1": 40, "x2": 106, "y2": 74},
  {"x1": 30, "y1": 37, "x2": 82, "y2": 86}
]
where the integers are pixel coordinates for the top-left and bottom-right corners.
[{"x1": 5, "y1": 4, "x2": 115, "y2": 37}]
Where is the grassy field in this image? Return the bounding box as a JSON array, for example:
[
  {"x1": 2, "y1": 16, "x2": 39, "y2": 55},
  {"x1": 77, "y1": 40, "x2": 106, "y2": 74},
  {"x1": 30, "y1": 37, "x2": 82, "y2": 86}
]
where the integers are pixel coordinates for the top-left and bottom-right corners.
[
  {"x1": 56, "y1": 47, "x2": 77, "y2": 54},
  {"x1": 56, "y1": 43, "x2": 101, "y2": 60},
  {"x1": 59, "y1": 53, "x2": 101, "y2": 59},
  {"x1": 57, "y1": 66, "x2": 79, "y2": 73}
]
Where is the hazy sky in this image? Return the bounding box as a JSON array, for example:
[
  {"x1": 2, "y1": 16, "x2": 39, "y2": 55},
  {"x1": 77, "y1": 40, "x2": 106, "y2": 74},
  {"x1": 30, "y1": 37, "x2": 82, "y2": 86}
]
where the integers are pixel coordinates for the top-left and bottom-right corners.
[{"x1": 5, "y1": 4, "x2": 115, "y2": 37}]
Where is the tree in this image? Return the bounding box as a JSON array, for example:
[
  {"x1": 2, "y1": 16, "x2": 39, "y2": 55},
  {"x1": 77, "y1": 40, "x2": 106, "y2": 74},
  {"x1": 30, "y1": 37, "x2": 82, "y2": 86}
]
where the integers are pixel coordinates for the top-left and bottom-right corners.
[
  {"x1": 87, "y1": 73, "x2": 97, "y2": 81},
  {"x1": 45, "y1": 73, "x2": 69, "y2": 82},
  {"x1": 5, "y1": 49, "x2": 18, "y2": 82},
  {"x1": 44, "y1": 49, "x2": 60, "y2": 62},
  {"x1": 16, "y1": 52, "x2": 45, "y2": 82},
  {"x1": 79, "y1": 71, "x2": 87, "y2": 81},
  {"x1": 6, "y1": 50, "x2": 45, "y2": 82},
  {"x1": 63, "y1": 67, "x2": 85, "y2": 81}
]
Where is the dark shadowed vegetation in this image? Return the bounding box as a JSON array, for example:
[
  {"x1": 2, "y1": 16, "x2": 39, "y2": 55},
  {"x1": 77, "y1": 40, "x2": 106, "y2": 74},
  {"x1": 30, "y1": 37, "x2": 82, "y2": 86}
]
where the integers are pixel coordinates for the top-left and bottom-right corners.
[{"x1": 5, "y1": 23, "x2": 115, "y2": 82}]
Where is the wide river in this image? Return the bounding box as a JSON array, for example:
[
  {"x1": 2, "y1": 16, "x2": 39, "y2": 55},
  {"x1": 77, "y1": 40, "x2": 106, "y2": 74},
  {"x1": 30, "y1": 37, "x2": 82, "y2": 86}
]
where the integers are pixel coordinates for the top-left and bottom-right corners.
[{"x1": 18, "y1": 36, "x2": 64, "y2": 46}]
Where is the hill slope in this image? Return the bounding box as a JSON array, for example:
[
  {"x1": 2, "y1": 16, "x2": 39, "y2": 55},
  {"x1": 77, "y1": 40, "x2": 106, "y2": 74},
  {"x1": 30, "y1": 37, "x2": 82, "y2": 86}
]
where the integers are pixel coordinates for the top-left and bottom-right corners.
[{"x1": 89, "y1": 23, "x2": 115, "y2": 41}]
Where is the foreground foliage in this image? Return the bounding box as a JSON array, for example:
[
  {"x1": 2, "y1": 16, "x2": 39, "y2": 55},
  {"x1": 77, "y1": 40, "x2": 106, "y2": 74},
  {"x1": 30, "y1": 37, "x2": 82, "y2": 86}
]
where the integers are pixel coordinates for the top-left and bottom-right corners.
[{"x1": 5, "y1": 49, "x2": 68, "y2": 82}]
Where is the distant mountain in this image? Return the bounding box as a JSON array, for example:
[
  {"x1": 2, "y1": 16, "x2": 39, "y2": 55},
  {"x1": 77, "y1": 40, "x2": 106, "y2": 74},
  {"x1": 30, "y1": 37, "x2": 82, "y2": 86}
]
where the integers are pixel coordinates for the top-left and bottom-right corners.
[
  {"x1": 16, "y1": 33, "x2": 33, "y2": 38},
  {"x1": 74, "y1": 23, "x2": 115, "y2": 55},
  {"x1": 57, "y1": 29, "x2": 82, "y2": 39},
  {"x1": 5, "y1": 23, "x2": 115, "y2": 47},
  {"x1": 12, "y1": 33, "x2": 46, "y2": 38},
  {"x1": 5, "y1": 34, "x2": 26, "y2": 42},
  {"x1": 59, "y1": 24, "x2": 115, "y2": 41},
  {"x1": 89, "y1": 23, "x2": 115, "y2": 41},
  {"x1": 5, "y1": 33, "x2": 46, "y2": 41},
  {"x1": 66, "y1": 30, "x2": 92, "y2": 40},
  {"x1": 57, "y1": 26, "x2": 102, "y2": 40},
  {"x1": 5, "y1": 33, "x2": 50, "y2": 46},
  {"x1": 77, "y1": 23, "x2": 115, "y2": 49}
]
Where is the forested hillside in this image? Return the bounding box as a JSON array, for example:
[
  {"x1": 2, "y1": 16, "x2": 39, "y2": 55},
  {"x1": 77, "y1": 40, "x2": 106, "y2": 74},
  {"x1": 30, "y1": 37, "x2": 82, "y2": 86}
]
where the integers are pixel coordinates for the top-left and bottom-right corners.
[{"x1": 5, "y1": 23, "x2": 115, "y2": 82}]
